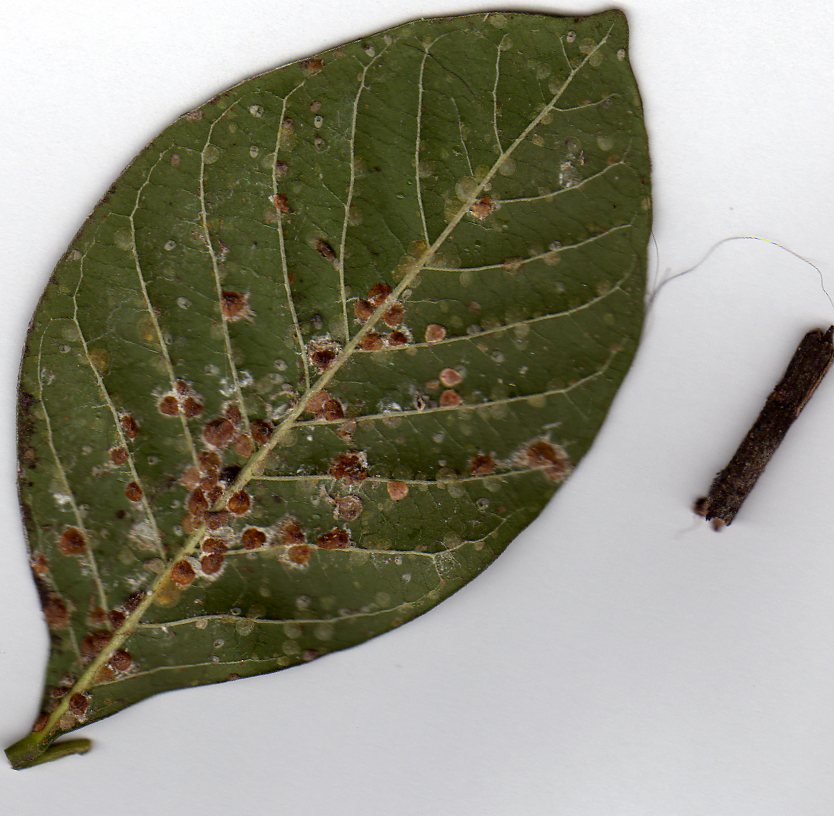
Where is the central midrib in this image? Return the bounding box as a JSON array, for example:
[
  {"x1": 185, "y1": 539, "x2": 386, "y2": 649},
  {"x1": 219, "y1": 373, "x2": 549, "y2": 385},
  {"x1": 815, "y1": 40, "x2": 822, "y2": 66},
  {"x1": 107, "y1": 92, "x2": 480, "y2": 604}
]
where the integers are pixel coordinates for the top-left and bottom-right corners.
[{"x1": 34, "y1": 27, "x2": 613, "y2": 751}]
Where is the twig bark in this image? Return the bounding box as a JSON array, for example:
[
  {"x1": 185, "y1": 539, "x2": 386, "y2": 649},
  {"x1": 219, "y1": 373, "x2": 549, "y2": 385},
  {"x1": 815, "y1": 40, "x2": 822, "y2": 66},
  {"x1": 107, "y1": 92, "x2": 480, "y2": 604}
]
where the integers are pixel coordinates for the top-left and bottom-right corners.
[{"x1": 695, "y1": 326, "x2": 834, "y2": 530}]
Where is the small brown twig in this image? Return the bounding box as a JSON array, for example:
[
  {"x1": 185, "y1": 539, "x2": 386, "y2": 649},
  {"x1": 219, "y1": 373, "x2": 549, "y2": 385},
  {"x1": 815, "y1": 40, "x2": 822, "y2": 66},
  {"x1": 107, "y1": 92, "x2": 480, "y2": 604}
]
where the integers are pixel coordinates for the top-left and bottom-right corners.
[{"x1": 695, "y1": 326, "x2": 834, "y2": 530}]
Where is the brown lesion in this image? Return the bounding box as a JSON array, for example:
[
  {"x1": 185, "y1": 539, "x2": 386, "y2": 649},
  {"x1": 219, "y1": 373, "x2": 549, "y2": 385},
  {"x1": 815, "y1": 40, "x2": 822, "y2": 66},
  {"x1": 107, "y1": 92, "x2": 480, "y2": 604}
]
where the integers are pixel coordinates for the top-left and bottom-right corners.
[{"x1": 516, "y1": 439, "x2": 572, "y2": 482}]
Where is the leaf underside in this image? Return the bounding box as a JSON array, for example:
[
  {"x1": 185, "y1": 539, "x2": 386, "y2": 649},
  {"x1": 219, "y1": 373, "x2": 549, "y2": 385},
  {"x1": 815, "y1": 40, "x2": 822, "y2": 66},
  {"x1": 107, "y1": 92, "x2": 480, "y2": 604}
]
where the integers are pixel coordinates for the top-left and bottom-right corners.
[{"x1": 11, "y1": 9, "x2": 650, "y2": 765}]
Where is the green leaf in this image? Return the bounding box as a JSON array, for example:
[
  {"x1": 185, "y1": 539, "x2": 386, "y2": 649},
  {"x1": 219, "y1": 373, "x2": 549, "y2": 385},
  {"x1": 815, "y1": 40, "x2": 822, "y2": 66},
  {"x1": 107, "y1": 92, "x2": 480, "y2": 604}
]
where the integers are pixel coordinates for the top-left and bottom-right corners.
[{"x1": 7, "y1": 9, "x2": 650, "y2": 768}]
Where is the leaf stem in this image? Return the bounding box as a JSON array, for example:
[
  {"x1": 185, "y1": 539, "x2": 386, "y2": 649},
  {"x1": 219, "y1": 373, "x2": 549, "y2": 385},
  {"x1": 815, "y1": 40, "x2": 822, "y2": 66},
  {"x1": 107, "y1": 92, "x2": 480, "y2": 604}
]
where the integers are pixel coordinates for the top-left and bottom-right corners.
[{"x1": 5, "y1": 732, "x2": 91, "y2": 770}]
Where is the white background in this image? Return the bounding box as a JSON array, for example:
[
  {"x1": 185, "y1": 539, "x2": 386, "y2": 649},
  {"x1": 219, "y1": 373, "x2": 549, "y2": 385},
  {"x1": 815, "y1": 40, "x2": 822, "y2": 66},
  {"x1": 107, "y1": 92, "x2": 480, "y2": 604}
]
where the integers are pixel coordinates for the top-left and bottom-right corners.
[{"x1": 2, "y1": 1, "x2": 834, "y2": 813}]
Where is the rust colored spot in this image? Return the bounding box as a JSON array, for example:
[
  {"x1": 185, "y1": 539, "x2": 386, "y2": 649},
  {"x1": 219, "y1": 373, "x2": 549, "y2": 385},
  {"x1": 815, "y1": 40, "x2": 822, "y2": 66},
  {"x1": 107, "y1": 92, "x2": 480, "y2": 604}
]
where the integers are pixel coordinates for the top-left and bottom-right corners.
[
  {"x1": 334, "y1": 495, "x2": 363, "y2": 521},
  {"x1": 32, "y1": 714, "x2": 48, "y2": 733},
  {"x1": 336, "y1": 419, "x2": 357, "y2": 443},
  {"x1": 225, "y1": 404, "x2": 243, "y2": 426},
  {"x1": 308, "y1": 338, "x2": 340, "y2": 372},
  {"x1": 305, "y1": 391, "x2": 330, "y2": 415},
  {"x1": 110, "y1": 649, "x2": 132, "y2": 672},
  {"x1": 251, "y1": 419, "x2": 273, "y2": 445},
  {"x1": 202, "y1": 537, "x2": 228, "y2": 554},
  {"x1": 439, "y1": 367, "x2": 463, "y2": 387},
  {"x1": 470, "y1": 195, "x2": 497, "y2": 220},
  {"x1": 322, "y1": 399, "x2": 344, "y2": 421},
  {"x1": 227, "y1": 490, "x2": 251, "y2": 515},
  {"x1": 43, "y1": 595, "x2": 69, "y2": 628},
  {"x1": 120, "y1": 414, "x2": 139, "y2": 439},
  {"x1": 388, "y1": 330, "x2": 408, "y2": 347},
  {"x1": 171, "y1": 560, "x2": 196, "y2": 587},
  {"x1": 31, "y1": 553, "x2": 49, "y2": 576},
  {"x1": 315, "y1": 238, "x2": 337, "y2": 262},
  {"x1": 124, "y1": 481, "x2": 143, "y2": 502},
  {"x1": 278, "y1": 518, "x2": 305, "y2": 546},
  {"x1": 69, "y1": 693, "x2": 89, "y2": 718},
  {"x1": 287, "y1": 543, "x2": 311, "y2": 565},
  {"x1": 439, "y1": 389, "x2": 462, "y2": 408},
  {"x1": 124, "y1": 591, "x2": 145, "y2": 613},
  {"x1": 89, "y1": 607, "x2": 107, "y2": 625},
  {"x1": 302, "y1": 57, "x2": 325, "y2": 74},
  {"x1": 180, "y1": 466, "x2": 201, "y2": 490},
  {"x1": 316, "y1": 527, "x2": 350, "y2": 550},
  {"x1": 470, "y1": 454, "x2": 496, "y2": 476},
  {"x1": 221, "y1": 291, "x2": 250, "y2": 321},
  {"x1": 58, "y1": 526, "x2": 86, "y2": 556},
  {"x1": 241, "y1": 528, "x2": 266, "y2": 550},
  {"x1": 205, "y1": 511, "x2": 230, "y2": 531},
  {"x1": 425, "y1": 324, "x2": 447, "y2": 344},
  {"x1": 109, "y1": 446, "x2": 129, "y2": 465},
  {"x1": 272, "y1": 193, "x2": 291, "y2": 213},
  {"x1": 383, "y1": 302, "x2": 405, "y2": 328},
  {"x1": 199, "y1": 450, "x2": 221, "y2": 473},
  {"x1": 95, "y1": 665, "x2": 116, "y2": 683},
  {"x1": 354, "y1": 299, "x2": 373, "y2": 322},
  {"x1": 206, "y1": 485, "x2": 222, "y2": 504},
  {"x1": 201, "y1": 553, "x2": 225, "y2": 575},
  {"x1": 175, "y1": 379, "x2": 190, "y2": 395},
  {"x1": 80, "y1": 630, "x2": 111, "y2": 659},
  {"x1": 183, "y1": 397, "x2": 204, "y2": 418},
  {"x1": 368, "y1": 282, "x2": 392, "y2": 306},
  {"x1": 158, "y1": 395, "x2": 179, "y2": 416},
  {"x1": 360, "y1": 332, "x2": 383, "y2": 351},
  {"x1": 386, "y1": 480, "x2": 409, "y2": 501},
  {"x1": 234, "y1": 434, "x2": 255, "y2": 458},
  {"x1": 187, "y1": 489, "x2": 208, "y2": 518},
  {"x1": 108, "y1": 609, "x2": 126, "y2": 629},
  {"x1": 203, "y1": 417, "x2": 236, "y2": 449},
  {"x1": 518, "y1": 440, "x2": 571, "y2": 482},
  {"x1": 329, "y1": 451, "x2": 368, "y2": 485}
]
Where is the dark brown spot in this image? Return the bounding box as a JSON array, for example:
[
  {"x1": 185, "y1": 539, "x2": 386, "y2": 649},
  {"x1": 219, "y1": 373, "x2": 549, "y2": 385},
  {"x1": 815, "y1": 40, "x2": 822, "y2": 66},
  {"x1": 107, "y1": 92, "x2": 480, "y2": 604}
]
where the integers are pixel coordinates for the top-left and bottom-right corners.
[
  {"x1": 58, "y1": 527, "x2": 86, "y2": 556},
  {"x1": 470, "y1": 454, "x2": 496, "y2": 476},
  {"x1": 219, "y1": 465, "x2": 242, "y2": 485},
  {"x1": 439, "y1": 389, "x2": 462, "y2": 408},
  {"x1": 89, "y1": 607, "x2": 106, "y2": 625},
  {"x1": 329, "y1": 451, "x2": 368, "y2": 485},
  {"x1": 201, "y1": 553, "x2": 225, "y2": 575},
  {"x1": 305, "y1": 391, "x2": 331, "y2": 416},
  {"x1": 120, "y1": 414, "x2": 139, "y2": 439},
  {"x1": 315, "y1": 238, "x2": 336, "y2": 262},
  {"x1": 109, "y1": 446, "x2": 129, "y2": 465},
  {"x1": 203, "y1": 417, "x2": 236, "y2": 449},
  {"x1": 308, "y1": 338, "x2": 340, "y2": 372},
  {"x1": 287, "y1": 543, "x2": 311, "y2": 565},
  {"x1": 221, "y1": 291, "x2": 250, "y2": 321},
  {"x1": 175, "y1": 379, "x2": 190, "y2": 395},
  {"x1": 183, "y1": 397, "x2": 204, "y2": 418},
  {"x1": 227, "y1": 490, "x2": 251, "y2": 515},
  {"x1": 171, "y1": 560, "x2": 196, "y2": 587},
  {"x1": 158, "y1": 395, "x2": 180, "y2": 416},
  {"x1": 80, "y1": 630, "x2": 111, "y2": 659},
  {"x1": 425, "y1": 324, "x2": 446, "y2": 344},
  {"x1": 124, "y1": 481, "x2": 143, "y2": 502},
  {"x1": 199, "y1": 450, "x2": 221, "y2": 473},
  {"x1": 225, "y1": 405, "x2": 243, "y2": 426},
  {"x1": 202, "y1": 537, "x2": 228, "y2": 554},
  {"x1": 278, "y1": 518, "x2": 305, "y2": 546},
  {"x1": 43, "y1": 595, "x2": 69, "y2": 628},
  {"x1": 354, "y1": 299, "x2": 373, "y2": 322},
  {"x1": 241, "y1": 528, "x2": 267, "y2": 550},
  {"x1": 368, "y1": 282, "x2": 392, "y2": 306},
  {"x1": 388, "y1": 330, "x2": 408, "y2": 347},
  {"x1": 251, "y1": 420, "x2": 273, "y2": 445},
  {"x1": 439, "y1": 367, "x2": 463, "y2": 387},
  {"x1": 518, "y1": 440, "x2": 571, "y2": 482},
  {"x1": 322, "y1": 399, "x2": 344, "y2": 421},
  {"x1": 383, "y1": 302, "x2": 405, "y2": 328},
  {"x1": 69, "y1": 693, "x2": 89, "y2": 718},
  {"x1": 360, "y1": 333, "x2": 384, "y2": 352},
  {"x1": 124, "y1": 591, "x2": 145, "y2": 613},
  {"x1": 272, "y1": 193, "x2": 291, "y2": 213},
  {"x1": 470, "y1": 195, "x2": 497, "y2": 220},
  {"x1": 334, "y1": 495, "x2": 363, "y2": 521},
  {"x1": 317, "y1": 527, "x2": 350, "y2": 550},
  {"x1": 110, "y1": 649, "x2": 132, "y2": 673},
  {"x1": 386, "y1": 480, "x2": 409, "y2": 501}
]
